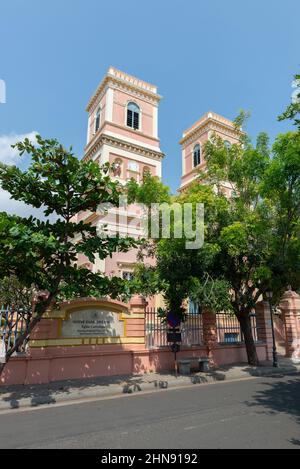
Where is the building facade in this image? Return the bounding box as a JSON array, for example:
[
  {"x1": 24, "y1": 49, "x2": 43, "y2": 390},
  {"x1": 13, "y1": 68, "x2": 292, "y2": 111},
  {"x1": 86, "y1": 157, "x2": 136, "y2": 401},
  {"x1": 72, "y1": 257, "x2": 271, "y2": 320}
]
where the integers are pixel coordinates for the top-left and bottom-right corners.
[{"x1": 75, "y1": 67, "x2": 164, "y2": 284}]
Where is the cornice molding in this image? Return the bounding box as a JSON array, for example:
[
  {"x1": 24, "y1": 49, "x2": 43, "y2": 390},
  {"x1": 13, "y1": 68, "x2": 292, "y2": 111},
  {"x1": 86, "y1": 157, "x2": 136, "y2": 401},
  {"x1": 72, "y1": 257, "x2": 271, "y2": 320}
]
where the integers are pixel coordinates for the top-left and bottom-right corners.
[
  {"x1": 180, "y1": 118, "x2": 241, "y2": 147},
  {"x1": 84, "y1": 133, "x2": 165, "y2": 162},
  {"x1": 87, "y1": 75, "x2": 162, "y2": 114}
]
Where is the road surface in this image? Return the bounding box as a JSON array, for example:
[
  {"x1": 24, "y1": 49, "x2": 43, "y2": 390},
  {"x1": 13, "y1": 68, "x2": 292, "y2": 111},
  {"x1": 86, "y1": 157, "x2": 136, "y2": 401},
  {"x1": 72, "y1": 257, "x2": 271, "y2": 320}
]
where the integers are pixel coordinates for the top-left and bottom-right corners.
[{"x1": 0, "y1": 375, "x2": 300, "y2": 449}]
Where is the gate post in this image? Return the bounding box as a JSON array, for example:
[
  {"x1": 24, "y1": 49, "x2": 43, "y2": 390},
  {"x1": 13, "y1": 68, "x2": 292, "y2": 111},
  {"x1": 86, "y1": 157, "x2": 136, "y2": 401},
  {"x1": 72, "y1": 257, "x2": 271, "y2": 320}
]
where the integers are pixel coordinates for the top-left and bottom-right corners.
[
  {"x1": 129, "y1": 295, "x2": 148, "y2": 346},
  {"x1": 279, "y1": 289, "x2": 300, "y2": 359},
  {"x1": 255, "y1": 301, "x2": 274, "y2": 361},
  {"x1": 202, "y1": 309, "x2": 217, "y2": 365}
]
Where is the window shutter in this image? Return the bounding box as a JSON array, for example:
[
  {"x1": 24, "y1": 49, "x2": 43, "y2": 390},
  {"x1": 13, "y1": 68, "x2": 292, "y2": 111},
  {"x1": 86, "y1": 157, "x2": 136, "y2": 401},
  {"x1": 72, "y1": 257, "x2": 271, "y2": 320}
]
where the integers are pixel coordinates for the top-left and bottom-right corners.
[
  {"x1": 127, "y1": 109, "x2": 133, "y2": 127},
  {"x1": 193, "y1": 145, "x2": 201, "y2": 167},
  {"x1": 95, "y1": 115, "x2": 100, "y2": 132},
  {"x1": 133, "y1": 111, "x2": 139, "y2": 130}
]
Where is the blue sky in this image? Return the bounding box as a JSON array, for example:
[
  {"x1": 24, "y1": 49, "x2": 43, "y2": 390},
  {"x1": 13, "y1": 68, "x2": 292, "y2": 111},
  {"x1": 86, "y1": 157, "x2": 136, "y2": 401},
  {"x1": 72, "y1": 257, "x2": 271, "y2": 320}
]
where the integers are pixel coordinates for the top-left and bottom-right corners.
[{"x1": 0, "y1": 0, "x2": 299, "y2": 206}]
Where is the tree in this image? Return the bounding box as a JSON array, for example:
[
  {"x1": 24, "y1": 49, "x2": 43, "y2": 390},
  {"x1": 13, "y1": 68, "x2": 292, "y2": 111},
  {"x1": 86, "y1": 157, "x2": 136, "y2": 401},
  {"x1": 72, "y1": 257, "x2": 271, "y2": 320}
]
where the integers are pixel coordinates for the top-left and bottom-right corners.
[
  {"x1": 189, "y1": 127, "x2": 300, "y2": 365},
  {"x1": 132, "y1": 118, "x2": 300, "y2": 366},
  {"x1": 0, "y1": 135, "x2": 138, "y2": 373},
  {"x1": 131, "y1": 175, "x2": 233, "y2": 320},
  {"x1": 263, "y1": 146, "x2": 300, "y2": 294}
]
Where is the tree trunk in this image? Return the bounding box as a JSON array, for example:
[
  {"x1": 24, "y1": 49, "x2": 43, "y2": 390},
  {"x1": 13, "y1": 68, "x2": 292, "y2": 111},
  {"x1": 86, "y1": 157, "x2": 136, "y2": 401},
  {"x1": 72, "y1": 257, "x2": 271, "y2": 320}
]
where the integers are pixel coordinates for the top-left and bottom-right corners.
[
  {"x1": 0, "y1": 313, "x2": 44, "y2": 375},
  {"x1": 0, "y1": 293, "x2": 56, "y2": 376},
  {"x1": 239, "y1": 314, "x2": 259, "y2": 366}
]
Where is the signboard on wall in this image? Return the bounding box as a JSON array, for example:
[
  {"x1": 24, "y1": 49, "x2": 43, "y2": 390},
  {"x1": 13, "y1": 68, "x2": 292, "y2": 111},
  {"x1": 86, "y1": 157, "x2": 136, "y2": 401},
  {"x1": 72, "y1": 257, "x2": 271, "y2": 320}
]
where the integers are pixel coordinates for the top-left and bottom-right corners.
[{"x1": 61, "y1": 308, "x2": 124, "y2": 338}]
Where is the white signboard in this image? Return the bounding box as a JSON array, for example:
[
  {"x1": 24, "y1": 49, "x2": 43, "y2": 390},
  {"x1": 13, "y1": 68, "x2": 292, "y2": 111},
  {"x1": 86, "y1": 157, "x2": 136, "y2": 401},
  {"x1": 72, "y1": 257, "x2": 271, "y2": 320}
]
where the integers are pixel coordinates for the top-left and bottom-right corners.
[{"x1": 61, "y1": 308, "x2": 124, "y2": 338}]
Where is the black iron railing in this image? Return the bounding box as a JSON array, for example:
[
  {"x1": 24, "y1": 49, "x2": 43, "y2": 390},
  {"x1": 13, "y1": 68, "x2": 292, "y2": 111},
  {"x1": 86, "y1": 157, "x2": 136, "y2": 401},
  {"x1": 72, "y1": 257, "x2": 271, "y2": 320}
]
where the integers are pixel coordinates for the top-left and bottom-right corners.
[
  {"x1": 145, "y1": 309, "x2": 203, "y2": 349},
  {"x1": 216, "y1": 313, "x2": 258, "y2": 344}
]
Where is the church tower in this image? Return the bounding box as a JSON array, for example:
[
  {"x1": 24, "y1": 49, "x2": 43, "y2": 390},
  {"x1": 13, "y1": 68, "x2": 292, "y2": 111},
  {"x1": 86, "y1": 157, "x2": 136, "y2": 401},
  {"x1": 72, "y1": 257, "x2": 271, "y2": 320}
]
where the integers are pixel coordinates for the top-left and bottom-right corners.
[
  {"x1": 180, "y1": 111, "x2": 241, "y2": 193},
  {"x1": 78, "y1": 67, "x2": 164, "y2": 281}
]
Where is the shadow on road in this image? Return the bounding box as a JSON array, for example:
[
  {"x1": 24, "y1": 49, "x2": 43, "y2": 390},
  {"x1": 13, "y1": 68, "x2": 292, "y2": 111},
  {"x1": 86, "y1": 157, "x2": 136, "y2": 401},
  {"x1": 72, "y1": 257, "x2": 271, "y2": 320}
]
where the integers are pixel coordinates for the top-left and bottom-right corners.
[{"x1": 245, "y1": 377, "x2": 300, "y2": 447}]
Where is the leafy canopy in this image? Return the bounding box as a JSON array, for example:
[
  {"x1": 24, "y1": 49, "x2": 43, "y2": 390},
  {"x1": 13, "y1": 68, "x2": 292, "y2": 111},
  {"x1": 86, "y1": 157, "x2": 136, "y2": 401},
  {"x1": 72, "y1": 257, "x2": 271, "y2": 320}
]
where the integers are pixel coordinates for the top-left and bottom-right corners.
[{"x1": 0, "y1": 135, "x2": 139, "y2": 311}]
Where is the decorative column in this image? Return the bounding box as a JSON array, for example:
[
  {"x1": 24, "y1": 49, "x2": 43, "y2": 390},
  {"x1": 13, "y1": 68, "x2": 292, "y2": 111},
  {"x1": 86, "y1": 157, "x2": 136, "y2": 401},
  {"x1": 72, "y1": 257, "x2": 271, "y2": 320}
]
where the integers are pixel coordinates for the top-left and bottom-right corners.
[
  {"x1": 255, "y1": 301, "x2": 273, "y2": 361},
  {"x1": 279, "y1": 290, "x2": 300, "y2": 359},
  {"x1": 202, "y1": 310, "x2": 217, "y2": 365}
]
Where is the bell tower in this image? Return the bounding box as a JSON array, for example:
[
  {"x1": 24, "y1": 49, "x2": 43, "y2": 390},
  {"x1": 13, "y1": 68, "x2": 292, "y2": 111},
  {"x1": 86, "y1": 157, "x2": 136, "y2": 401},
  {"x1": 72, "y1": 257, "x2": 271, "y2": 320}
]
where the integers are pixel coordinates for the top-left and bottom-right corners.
[
  {"x1": 180, "y1": 111, "x2": 241, "y2": 192},
  {"x1": 85, "y1": 66, "x2": 164, "y2": 181},
  {"x1": 79, "y1": 67, "x2": 164, "y2": 282}
]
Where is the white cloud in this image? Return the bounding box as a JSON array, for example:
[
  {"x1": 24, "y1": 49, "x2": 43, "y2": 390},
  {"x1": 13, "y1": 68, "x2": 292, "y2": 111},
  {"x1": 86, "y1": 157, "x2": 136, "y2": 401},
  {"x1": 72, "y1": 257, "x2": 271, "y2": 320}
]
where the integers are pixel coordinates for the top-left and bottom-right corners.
[
  {"x1": 0, "y1": 131, "x2": 57, "y2": 221},
  {"x1": 0, "y1": 131, "x2": 38, "y2": 165},
  {"x1": 0, "y1": 188, "x2": 58, "y2": 221}
]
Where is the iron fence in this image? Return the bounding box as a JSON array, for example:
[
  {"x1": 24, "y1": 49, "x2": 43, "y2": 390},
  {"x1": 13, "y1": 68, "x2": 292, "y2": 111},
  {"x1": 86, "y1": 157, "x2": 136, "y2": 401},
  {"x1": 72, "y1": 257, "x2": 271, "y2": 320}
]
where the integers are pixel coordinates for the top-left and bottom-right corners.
[
  {"x1": 216, "y1": 313, "x2": 258, "y2": 344},
  {"x1": 145, "y1": 308, "x2": 203, "y2": 349},
  {"x1": 0, "y1": 305, "x2": 32, "y2": 361}
]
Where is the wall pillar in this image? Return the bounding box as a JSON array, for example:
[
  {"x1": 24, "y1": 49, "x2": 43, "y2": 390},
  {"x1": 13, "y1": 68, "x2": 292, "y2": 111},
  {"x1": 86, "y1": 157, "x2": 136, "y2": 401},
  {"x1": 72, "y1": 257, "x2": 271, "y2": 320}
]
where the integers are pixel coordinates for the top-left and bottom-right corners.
[
  {"x1": 129, "y1": 295, "x2": 147, "y2": 343},
  {"x1": 279, "y1": 290, "x2": 300, "y2": 359},
  {"x1": 255, "y1": 301, "x2": 273, "y2": 361},
  {"x1": 202, "y1": 310, "x2": 217, "y2": 365}
]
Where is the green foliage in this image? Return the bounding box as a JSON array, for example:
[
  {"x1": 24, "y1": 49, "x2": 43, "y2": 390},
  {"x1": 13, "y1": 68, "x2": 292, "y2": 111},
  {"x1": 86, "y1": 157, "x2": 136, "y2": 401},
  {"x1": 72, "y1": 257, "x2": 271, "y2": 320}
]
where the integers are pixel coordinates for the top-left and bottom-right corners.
[
  {"x1": 126, "y1": 171, "x2": 171, "y2": 206},
  {"x1": 0, "y1": 135, "x2": 139, "y2": 311},
  {"x1": 261, "y1": 131, "x2": 300, "y2": 293},
  {"x1": 190, "y1": 275, "x2": 233, "y2": 313},
  {"x1": 132, "y1": 263, "x2": 167, "y2": 298},
  {"x1": 0, "y1": 276, "x2": 35, "y2": 309},
  {"x1": 135, "y1": 122, "x2": 300, "y2": 331},
  {"x1": 278, "y1": 73, "x2": 300, "y2": 130}
]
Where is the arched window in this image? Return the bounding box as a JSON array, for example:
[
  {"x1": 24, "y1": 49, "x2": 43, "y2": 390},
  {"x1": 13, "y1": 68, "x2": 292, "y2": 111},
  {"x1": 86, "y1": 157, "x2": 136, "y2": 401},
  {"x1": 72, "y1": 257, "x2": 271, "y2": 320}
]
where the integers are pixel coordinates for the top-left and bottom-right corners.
[
  {"x1": 95, "y1": 107, "x2": 101, "y2": 133},
  {"x1": 193, "y1": 144, "x2": 201, "y2": 167},
  {"x1": 224, "y1": 140, "x2": 231, "y2": 150},
  {"x1": 127, "y1": 102, "x2": 140, "y2": 130}
]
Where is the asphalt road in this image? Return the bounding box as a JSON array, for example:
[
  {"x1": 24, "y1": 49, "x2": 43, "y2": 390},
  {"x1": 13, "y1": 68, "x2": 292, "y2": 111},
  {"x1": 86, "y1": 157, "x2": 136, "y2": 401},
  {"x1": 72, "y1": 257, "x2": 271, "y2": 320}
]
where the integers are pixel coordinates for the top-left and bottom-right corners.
[{"x1": 0, "y1": 375, "x2": 300, "y2": 449}]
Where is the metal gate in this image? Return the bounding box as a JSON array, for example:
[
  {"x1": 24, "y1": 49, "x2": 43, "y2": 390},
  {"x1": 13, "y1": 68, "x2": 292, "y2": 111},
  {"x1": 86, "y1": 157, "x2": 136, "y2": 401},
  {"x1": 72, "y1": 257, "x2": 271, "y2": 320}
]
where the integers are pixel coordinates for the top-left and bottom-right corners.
[
  {"x1": 0, "y1": 305, "x2": 32, "y2": 361},
  {"x1": 145, "y1": 308, "x2": 203, "y2": 349}
]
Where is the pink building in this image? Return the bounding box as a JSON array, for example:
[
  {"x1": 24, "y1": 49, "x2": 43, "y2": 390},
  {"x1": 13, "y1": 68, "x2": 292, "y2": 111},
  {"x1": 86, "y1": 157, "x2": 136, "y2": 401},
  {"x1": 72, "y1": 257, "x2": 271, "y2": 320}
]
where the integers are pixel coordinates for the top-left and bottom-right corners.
[
  {"x1": 180, "y1": 111, "x2": 241, "y2": 193},
  {"x1": 75, "y1": 67, "x2": 164, "y2": 286}
]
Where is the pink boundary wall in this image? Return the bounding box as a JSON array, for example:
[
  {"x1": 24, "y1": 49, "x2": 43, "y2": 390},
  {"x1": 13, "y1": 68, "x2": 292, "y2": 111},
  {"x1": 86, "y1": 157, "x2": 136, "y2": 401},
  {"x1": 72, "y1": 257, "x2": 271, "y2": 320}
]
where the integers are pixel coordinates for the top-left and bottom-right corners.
[{"x1": 1, "y1": 296, "x2": 269, "y2": 386}]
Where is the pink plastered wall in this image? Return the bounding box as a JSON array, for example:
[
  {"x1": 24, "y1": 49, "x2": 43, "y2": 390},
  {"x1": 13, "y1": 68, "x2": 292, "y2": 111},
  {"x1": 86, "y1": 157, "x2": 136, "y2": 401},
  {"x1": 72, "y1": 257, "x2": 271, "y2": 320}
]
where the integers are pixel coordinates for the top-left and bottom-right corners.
[
  {"x1": 105, "y1": 249, "x2": 156, "y2": 277},
  {"x1": 0, "y1": 344, "x2": 268, "y2": 386},
  {"x1": 104, "y1": 122, "x2": 160, "y2": 147},
  {"x1": 109, "y1": 152, "x2": 156, "y2": 180},
  {"x1": 112, "y1": 89, "x2": 155, "y2": 138},
  {"x1": 183, "y1": 131, "x2": 210, "y2": 175}
]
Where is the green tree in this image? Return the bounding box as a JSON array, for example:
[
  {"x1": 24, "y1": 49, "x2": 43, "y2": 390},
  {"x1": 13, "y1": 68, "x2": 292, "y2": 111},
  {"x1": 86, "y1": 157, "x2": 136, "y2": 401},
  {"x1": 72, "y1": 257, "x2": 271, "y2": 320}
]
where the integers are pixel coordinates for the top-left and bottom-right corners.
[
  {"x1": 0, "y1": 135, "x2": 138, "y2": 373},
  {"x1": 133, "y1": 122, "x2": 300, "y2": 366},
  {"x1": 187, "y1": 128, "x2": 300, "y2": 365}
]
